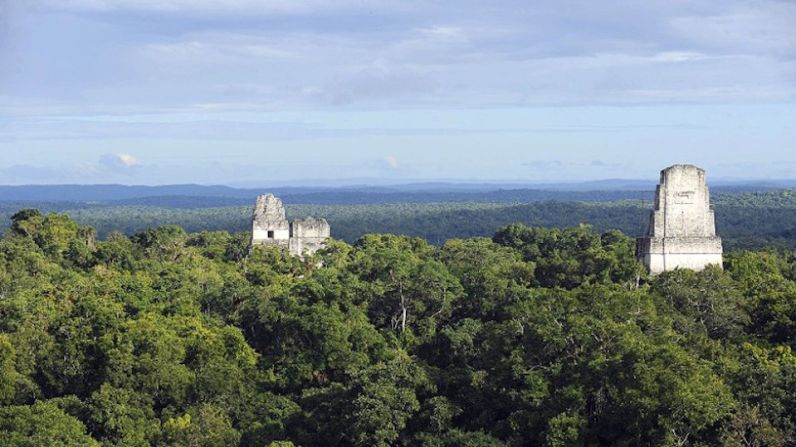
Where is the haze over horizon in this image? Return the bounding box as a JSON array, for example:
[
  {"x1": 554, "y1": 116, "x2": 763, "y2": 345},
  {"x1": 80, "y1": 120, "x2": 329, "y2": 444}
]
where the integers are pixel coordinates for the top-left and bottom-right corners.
[
  {"x1": 2, "y1": 175, "x2": 796, "y2": 190},
  {"x1": 1, "y1": 0, "x2": 794, "y2": 185}
]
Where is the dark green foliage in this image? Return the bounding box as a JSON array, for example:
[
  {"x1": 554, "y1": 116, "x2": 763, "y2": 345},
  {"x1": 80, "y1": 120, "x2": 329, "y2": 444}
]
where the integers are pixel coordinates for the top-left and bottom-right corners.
[
  {"x1": 493, "y1": 224, "x2": 642, "y2": 288},
  {"x1": 3, "y1": 189, "x2": 796, "y2": 251},
  {"x1": 1, "y1": 210, "x2": 795, "y2": 446},
  {"x1": 0, "y1": 401, "x2": 100, "y2": 446}
]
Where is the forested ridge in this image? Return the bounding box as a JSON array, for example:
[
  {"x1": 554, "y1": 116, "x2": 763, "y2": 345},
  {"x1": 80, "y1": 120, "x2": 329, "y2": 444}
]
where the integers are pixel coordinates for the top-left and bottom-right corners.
[
  {"x1": 2, "y1": 209, "x2": 796, "y2": 446},
  {"x1": 4, "y1": 188, "x2": 796, "y2": 250}
]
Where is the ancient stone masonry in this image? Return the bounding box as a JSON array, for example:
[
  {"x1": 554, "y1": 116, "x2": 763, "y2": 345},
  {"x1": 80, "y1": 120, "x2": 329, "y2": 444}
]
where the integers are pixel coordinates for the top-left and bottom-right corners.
[
  {"x1": 251, "y1": 194, "x2": 330, "y2": 256},
  {"x1": 251, "y1": 194, "x2": 290, "y2": 247},
  {"x1": 636, "y1": 164, "x2": 723, "y2": 274}
]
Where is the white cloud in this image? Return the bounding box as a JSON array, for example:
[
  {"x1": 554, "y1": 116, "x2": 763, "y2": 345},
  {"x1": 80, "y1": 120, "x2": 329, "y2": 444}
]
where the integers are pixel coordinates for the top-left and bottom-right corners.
[
  {"x1": 117, "y1": 153, "x2": 140, "y2": 167},
  {"x1": 32, "y1": 0, "x2": 300, "y2": 13},
  {"x1": 669, "y1": 5, "x2": 796, "y2": 55},
  {"x1": 4, "y1": 0, "x2": 794, "y2": 117},
  {"x1": 415, "y1": 26, "x2": 466, "y2": 41},
  {"x1": 0, "y1": 153, "x2": 143, "y2": 184},
  {"x1": 648, "y1": 51, "x2": 705, "y2": 63},
  {"x1": 142, "y1": 38, "x2": 296, "y2": 64},
  {"x1": 99, "y1": 152, "x2": 141, "y2": 170},
  {"x1": 28, "y1": 0, "x2": 405, "y2": 16},
  {"x1": 384, "y1": 155, "x2": 399, "y2": 169}
]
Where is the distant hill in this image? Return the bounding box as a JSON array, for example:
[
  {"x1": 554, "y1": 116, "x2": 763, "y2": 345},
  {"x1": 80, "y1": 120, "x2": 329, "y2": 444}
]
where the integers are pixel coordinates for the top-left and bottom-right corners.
[
  {"x1": 0, "y1": 187, "x2": 654, "y2": 207},
  {"x1": 0, "y1": 181, "x2": 792, "y2": 206}
]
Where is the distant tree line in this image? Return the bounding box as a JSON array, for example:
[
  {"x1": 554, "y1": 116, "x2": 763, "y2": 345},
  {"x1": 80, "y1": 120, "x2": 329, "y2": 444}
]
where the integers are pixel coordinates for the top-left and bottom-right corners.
[{"x1": 3, "y1": 189, "x2": 796, "y2": 250}]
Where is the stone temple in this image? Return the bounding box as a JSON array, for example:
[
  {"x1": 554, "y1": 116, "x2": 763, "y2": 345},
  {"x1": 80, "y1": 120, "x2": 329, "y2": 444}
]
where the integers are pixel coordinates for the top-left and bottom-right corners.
[
  {"x1": 251, "y1": 194, "x2": 330, "y2": 256},
  {"x1": 636, "y1": 164, "x2": 723, "y2": 274}
]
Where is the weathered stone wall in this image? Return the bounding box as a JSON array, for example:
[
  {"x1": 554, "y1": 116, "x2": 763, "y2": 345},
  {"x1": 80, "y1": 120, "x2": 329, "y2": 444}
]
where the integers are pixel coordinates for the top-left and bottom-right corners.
[
  {"x1": 647, "y1": 165, "x2": 716, "y2": 238},
  {"x1": 290, "y1": 217, "x2": 331, "y2": 239},
  {"x1": 637, "y1": 237, "x2": 723, "y2": 274},
  {"x1": 251, "y1": 194, "x2": 290, "y2": 247},
  {"x1": 289, "y1": 217, "x2": 331, "y2": 256},
  {"x1": 250, "y1": 194, "x2": 330, "y2": 256},
  {"x1": 637, "y1": 164, "x2": 723, "y2": 274}
]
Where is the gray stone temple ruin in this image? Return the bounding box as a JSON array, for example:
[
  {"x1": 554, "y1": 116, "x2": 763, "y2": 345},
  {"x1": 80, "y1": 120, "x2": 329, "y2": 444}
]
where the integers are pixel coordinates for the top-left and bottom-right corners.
[
  {"x1": 250, "y1": 194, "x2": 330, "y2": 256},
  {"x1": 636, "y1": 164, "x2": 723, "y2": 274}
]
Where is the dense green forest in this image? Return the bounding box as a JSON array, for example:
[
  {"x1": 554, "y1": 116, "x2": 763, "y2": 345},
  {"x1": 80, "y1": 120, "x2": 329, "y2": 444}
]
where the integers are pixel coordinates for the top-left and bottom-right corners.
[
  {"x1": 1, "y1": 209, "x2": 796, "y2": 446},
  {"x1": 2, "y1": 189, "x2": 795, "y2": 250}
]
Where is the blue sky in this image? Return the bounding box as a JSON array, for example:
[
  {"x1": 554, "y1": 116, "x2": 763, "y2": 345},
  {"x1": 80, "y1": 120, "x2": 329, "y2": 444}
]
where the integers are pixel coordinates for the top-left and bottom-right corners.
[{"x1": 0, "y1": 0, "x2": 794, "y2": 185}]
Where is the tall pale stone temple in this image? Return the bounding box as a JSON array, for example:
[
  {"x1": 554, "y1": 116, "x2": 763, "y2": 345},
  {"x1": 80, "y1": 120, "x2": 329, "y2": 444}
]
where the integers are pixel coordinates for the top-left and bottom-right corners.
[
  {"x1": 251, "y1": 194, "x2": 330, "y2": 256},
  {"x1": 636, "y1": 164, "x2": 723, "y2": 274}
]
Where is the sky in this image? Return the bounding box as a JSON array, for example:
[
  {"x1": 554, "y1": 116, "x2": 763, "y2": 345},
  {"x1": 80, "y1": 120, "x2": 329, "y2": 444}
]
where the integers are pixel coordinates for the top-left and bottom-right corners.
[{"x1": 0, "y1": 0, "x2": 794, "y2": 185}]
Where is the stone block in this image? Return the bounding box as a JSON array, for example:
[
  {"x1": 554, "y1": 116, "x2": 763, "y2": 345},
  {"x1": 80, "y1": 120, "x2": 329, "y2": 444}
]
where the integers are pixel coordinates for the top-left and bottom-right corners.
[
  {"x1": 637, "y1": 165, "x2": 723, "y2": 274},
  {"x1": 250, "y1": 194, "x2": 330, "y2": 257}
]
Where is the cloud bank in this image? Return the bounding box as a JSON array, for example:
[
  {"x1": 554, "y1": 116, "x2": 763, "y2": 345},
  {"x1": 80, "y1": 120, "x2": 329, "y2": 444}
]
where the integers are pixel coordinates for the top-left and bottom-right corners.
[{"x1": 0, "y1": 1, "x2": 793, "y2": 184}]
